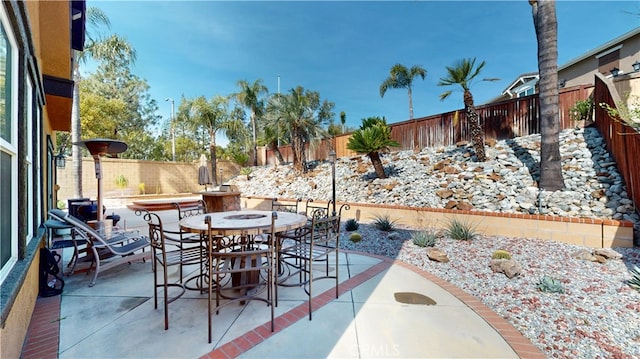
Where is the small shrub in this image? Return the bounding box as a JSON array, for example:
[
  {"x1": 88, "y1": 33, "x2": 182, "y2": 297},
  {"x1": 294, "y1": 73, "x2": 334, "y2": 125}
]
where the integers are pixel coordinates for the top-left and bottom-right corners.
[
  {"x1": 138, "y1": 183, "x2": 146, "y2": 195},
  {"x1": 349, "y1": 232, "x2": 362, "y2": 243},
  {"x1": 344, "y1": 218, "x2": 359, "y2": 231},
  {"x1": 232, "y1": 152, "x2": 250, "y2": 167},
  {"x1": 629, "y1": 265, "x2": 640, "y2": 292},
  {"x1": 537, "y1": 275, "x2": 564, "y2": 293},
  {"x1": 569, "y1": 98, "x2": 593, "y2": 122},
  {"x1": 372, "y1": 213, "x2": 399, "y2": 232},
  {"x1": 115, "y1": 175, "x2": 129, "y2": 195},
  {"x1": 444, "y1": 217, "x2": 478, "y2": 241},
  {"x1": 412, "y1": 231, "x2": 437, "y2": 247},
  {"x1": 240, "y1": 167, "x2": 252, "y2": 177},
  {"x1": 491, "y1": 249, "x2": 512, "y2": 260}
]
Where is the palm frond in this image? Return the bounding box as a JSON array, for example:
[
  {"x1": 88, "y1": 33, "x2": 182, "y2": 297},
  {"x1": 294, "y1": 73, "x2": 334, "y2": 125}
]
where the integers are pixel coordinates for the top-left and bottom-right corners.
[{"x1": 439, "y1": 91, "x2": 453, "y2": 101}]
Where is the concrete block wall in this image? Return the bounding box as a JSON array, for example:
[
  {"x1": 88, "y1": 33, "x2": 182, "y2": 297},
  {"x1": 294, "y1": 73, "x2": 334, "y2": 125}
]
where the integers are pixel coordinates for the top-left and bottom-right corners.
[{"x1": 56, "y1": 157, "x2": 240, "y2": 203}]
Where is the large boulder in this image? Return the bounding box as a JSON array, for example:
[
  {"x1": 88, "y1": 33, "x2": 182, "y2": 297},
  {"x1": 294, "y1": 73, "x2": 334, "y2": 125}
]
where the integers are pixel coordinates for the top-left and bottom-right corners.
[
  {"x1": 489, "y1": 259, "x2": 522, "y2": 278},
  {"x1": 427, "y1": 248, "x2": 449, "y2": 263}
]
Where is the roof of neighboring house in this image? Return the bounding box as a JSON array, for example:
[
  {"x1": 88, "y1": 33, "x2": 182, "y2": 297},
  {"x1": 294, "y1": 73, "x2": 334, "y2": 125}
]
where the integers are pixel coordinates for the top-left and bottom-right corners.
[
  {"x1": 501, "y1": 72, "x2": 539, "y2": 97},
  {"x1": 558, "y1": 26, "x2": 640, "y2": 71}
]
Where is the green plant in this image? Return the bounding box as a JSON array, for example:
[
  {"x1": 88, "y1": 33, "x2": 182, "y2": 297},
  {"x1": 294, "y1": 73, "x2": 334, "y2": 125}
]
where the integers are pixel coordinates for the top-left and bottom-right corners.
[
  {"x1": 537, "y1": 275, "x2": 564, "y2": 293},
  {"x1": 240, "y1": 167, "x2": 252, "y2": 176},
  {"x1": 599, "y1": 94, "x2": 640, "y2": 130},
  {"x1": 569, "y1": 98, "x2": 593, "y2": 122},
  {"x1": 444, "y1": 217, "x2": 478, "y2": 241},
  {"x1": 114, "y1": 175, "x2": 129, "y2": 195},
  {"x1": 491, "y1": 249, "x2": 512, "y2": 260},
  {"x1": 138, "y1": 183, "x2": 145, "y2": 195},
  {"x1": 344, "y1": 218, "x2": 359, "y2": 231},
  {"x1": 349, "y1": 232, "x2": 362, "y2": 243},
  {"x1": 629, "y1": 265, "x2": 640, "y2": 292},
  {"x1": 232, "y1": 152, "x2": 250, "y2": 167},
  {"x1": 412, "y1": 231, "x2": 437, "y2": 247},
  {"x1": 372, "y1": 213, "x2": 399, "y2": 232}
]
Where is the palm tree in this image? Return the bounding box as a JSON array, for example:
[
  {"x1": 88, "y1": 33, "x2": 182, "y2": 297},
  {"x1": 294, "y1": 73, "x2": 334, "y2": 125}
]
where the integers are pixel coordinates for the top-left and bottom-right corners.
[
  {"x1": 188, "y1": 95, "x2": 245, "y2": 186},
  {"x1": 235, "y1": 79, "x2": 268, "y2": 166},
  {"x1": 346, "y1": 117, "x2": 400, "y2": 179},
  {"x1": 438, "y1": 58, "x2": 492, "y2": 162},
  {"x1": 380, "y1": 64, "x2": 426, "y2": 149},
  {"x1": 340, "y1": 111, "x2": 347, "y2": 133},
  {"x1": 71, "y1": 7, "x2": 136, "y2": 197},
  {"x1": 266, "y1": 86, "x2": 334, "y2": 172},
  {"x1": 530, "y1": 0, "x2": 564, "y2": 191},
  {"x1": 259, "y1": 123, "x2": 286, "y2": 165}
]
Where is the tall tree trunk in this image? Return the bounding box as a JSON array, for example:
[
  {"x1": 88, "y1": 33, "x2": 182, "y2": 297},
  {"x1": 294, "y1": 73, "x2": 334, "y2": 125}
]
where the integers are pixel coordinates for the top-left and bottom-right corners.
[
  {"x1": 368, "y1": 151, "x2": 387, "y2": 179},
  {"x1": 531, "y1": 0, "x2": 564, "y2": 190},
  {"x1": 251, "y1": 111, "x2": 258, "y2": 166},
  {"x1": 209, "y1": 138, "x2": 218, "y2": 186},
  {"x1": 71, "y1": 64, "x2": 83, "y2": 198},
  {"x1": 292, "y1": 129, "x2": 304, "y2": 173},
  {"x1": 270, "y1": 142, "x2": 285, "y2": 165},
  {"x1": 409, "y1": 87, "x2": 419, "y2": 150},
  {"x1": 464, "y1": 90, "x2": 486, "y2": 162}
]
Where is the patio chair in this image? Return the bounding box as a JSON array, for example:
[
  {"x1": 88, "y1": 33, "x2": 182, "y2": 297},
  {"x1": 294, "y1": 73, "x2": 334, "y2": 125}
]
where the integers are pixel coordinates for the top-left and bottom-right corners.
[
  {"x1": 303, "y1": 198, "x2": 332, "y2": 221},
  {"x1": 172, "y1": 199, "x2": 207, "y2": 220},
  {"x1": 271, "y1": 198, "x2": 302, "y2": 214},
  {"x1": 46, "y1": 210, "x2": 87, "y2": 274},
  {"x1": 277, "y1": 212, "x2": 341, "y2": 320},
  {"x1": 49, "y1": 209, "x2": 151, "y2": 287},
  {"x1": 206, "y1": 213, "x2": 276, "y2": 343},
  {"x1": 168, "y1": 200, "x2": 208, "y2": 281},
  {"x1": 145, "y1": 212, "x2": 206, "y2": 330}
]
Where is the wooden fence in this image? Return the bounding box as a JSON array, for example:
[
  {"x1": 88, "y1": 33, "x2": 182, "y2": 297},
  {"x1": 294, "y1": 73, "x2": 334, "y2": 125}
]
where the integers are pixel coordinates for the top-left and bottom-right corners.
[
  {"x1": 593, "y1": 74, "x2": 639, "y2": 216},
  {"x1": 264, "y1": 84, "x2": 592, "y2": 162}
]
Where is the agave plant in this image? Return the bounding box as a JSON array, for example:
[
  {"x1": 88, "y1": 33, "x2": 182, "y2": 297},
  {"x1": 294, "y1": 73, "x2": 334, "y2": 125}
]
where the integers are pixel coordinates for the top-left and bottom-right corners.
[
  {"x1": 629, "y1": 265, "x2": 640, "y2": 292},
  {"x1": 372, "y1": 213, "x2": 399, "y2": 232},
  {"x1": 412, "y1": 231, "x2": 437, "y2": 247},
  {"x1": 444, "y1": 217, "x2": 478, "y2": 241},
  {"x1": 344, "y1": 218, "x2": 359, "y2": 231},
  {"x1": 537, "y1": 275, "x2": 564, "y2": 293}
]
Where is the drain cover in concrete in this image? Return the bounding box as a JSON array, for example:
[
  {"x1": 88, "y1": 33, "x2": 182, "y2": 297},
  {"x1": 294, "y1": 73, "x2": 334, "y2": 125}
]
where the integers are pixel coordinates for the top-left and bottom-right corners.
[{"x1": 394, "y1": 292, "x2": 436, "y2": 305}]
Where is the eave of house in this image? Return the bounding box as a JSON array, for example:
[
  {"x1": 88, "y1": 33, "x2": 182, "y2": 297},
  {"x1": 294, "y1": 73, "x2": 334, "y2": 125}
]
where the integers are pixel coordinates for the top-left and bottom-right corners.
[
  {"x1": 558, "y1": 26, "x2": 640, "y2": 72},
  {"x1": 501, "y1": 72, "x2": 539, "y2": 97},
  {"x1": 28, "y1": 0, "x2": 85, "y2": 131}
]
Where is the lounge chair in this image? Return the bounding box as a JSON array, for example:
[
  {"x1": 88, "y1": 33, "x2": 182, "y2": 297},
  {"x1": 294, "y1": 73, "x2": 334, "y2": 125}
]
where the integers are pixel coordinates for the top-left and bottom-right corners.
[{"x1": 49, "y1": 209, "x2": 151, "y2": 287}]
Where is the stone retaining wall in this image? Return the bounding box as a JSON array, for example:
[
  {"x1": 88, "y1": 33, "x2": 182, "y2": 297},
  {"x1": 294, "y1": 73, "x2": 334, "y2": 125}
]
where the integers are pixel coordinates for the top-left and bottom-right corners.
[{"x1": 242, "y1": 196, "x2": 635, "y2": 248}]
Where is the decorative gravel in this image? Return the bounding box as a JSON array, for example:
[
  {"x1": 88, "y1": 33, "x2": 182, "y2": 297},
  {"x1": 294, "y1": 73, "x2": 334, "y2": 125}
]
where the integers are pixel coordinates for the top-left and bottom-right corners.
[{"x1": 341, "y1": 223, "x2": 640, "y2": 359}]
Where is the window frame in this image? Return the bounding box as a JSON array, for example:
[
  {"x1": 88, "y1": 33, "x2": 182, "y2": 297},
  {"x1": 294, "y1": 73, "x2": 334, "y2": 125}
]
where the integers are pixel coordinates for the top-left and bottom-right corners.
[{"x1": 0, "y1": 6, "x2": 19, "y2": 283}]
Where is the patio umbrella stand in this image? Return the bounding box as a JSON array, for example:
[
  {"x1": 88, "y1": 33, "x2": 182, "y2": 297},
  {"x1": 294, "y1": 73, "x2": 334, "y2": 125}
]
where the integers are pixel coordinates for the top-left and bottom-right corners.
[{"x1": 198, "y1": 154, "x2": 212, "y2": 191}]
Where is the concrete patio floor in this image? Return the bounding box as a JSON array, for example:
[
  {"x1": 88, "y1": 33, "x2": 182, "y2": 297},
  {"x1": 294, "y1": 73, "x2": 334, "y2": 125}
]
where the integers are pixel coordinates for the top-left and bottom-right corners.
[{"x1": 23, "y1": 208, "x2": 545, "y2": 359}]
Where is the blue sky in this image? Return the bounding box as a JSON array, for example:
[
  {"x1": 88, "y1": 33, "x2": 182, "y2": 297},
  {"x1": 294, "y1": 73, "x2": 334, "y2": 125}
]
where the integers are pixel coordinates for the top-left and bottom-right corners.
[{"x1": 89, "y1": 1, "x2": 639, "y2": 146}]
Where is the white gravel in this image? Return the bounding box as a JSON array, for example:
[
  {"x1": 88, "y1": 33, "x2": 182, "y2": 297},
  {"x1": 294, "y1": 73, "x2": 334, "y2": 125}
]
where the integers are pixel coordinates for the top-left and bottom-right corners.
[{"x1": 341, "y1": 223, "x2": 640, "y2": 359}]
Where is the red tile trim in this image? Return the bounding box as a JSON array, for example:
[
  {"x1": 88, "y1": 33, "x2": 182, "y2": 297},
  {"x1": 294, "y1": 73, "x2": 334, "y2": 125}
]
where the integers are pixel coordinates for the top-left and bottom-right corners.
[
  {"x1": 201, "y1": 251, "x2": 544, "y2": 358},
  {"x1": 21, "y1": 295, "x2": 61, "y2": 359}
]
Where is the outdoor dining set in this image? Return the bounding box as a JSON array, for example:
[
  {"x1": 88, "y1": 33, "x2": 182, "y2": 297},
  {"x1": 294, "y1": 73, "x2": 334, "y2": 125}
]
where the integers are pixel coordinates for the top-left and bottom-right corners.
[{"x1": 45, "y1": 198, "x2": 349, "y2": 343}]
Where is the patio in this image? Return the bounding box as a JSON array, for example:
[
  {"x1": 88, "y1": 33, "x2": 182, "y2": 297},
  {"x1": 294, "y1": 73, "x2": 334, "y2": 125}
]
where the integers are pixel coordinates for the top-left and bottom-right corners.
[{"x1": 22, "y1": 208, "x2": 543, "y2": 358}]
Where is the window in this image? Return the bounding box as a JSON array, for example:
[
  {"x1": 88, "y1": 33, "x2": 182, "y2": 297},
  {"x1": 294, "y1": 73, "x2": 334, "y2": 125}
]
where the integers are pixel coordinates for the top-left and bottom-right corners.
[
  {"x1": 0, "y1": 8, "x2": 18, "y2": 283},
  {"x1": 597, "y1": 46, "x2": 621, "y2": 76},
  {"x1": 26, "y1": 78, "x2": 34, "y2": 242}
]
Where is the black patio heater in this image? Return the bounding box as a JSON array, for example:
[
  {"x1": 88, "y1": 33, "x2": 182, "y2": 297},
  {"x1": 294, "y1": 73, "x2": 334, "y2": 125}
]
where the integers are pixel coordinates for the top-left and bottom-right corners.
[{"x1": 74, "y1": 139, "x2": 128, "y2": 222}]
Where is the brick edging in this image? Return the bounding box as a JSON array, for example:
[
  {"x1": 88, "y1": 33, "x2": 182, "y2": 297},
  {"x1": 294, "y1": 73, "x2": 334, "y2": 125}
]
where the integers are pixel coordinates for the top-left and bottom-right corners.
[
  {"x1": 21, "y1": 295, "x2": 61, "y2": 359},
  {"x1": 201, "y1": 250, "x2": 545, "y2": 358}
]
